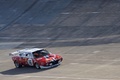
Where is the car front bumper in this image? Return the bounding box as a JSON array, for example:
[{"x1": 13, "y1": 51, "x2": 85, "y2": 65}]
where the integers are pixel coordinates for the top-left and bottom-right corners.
[{"x1": 40, "y1": 63, "x2": 60, "y2": 69}]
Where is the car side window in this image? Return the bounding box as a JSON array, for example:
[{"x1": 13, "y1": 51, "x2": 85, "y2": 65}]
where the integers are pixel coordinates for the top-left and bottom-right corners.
[
  {"x1": 25, "y1": 53, "x2": 29, "y2": 58},
  {"x1": 25, "y1": 53, "x2": 32, "y2": 58},
  {"x1": 25, "y1": 54, "x2": 28, "y2": 57}
]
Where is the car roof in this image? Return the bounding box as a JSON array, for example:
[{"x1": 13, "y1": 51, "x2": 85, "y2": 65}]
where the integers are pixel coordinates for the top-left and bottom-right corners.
[{"x1": 18, "y1": 48, "x2": 44, "y2": 53}]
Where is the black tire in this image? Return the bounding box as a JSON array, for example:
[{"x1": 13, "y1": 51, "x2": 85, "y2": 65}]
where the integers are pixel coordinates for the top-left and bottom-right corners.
[
  {"x1": 14, "y1": 61, "x2": 22, "y2": 68},
  {"x1": 35, "y1": 63, "x2": 41, "y2": 69}
]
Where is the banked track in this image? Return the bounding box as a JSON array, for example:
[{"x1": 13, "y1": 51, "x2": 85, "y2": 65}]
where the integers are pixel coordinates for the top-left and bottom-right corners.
[{"x1": 0, "y1": 0, "x2": 120, "y2": 48}]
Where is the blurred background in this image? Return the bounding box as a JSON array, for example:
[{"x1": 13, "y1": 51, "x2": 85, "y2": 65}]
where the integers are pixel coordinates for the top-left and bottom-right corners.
[{"x1": 0, "y1": 0, "x2": 120, "y2": 49}]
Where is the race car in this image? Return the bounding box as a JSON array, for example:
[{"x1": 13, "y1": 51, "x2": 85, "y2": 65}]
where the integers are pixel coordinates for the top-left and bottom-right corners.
[{"x1": 9, "y1": 48, "x2": 63, "y2": 69}]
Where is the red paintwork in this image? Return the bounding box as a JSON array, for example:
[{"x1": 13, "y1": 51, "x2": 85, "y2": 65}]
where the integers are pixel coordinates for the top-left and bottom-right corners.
[{"x1": 12, "y1": 53, "x2": 62, "y2": 67}]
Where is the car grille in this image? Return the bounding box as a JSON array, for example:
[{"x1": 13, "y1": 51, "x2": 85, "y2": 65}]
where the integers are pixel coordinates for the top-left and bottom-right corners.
[{"x1": 49, "y1": 60, "x2": 59, "y2": 65}]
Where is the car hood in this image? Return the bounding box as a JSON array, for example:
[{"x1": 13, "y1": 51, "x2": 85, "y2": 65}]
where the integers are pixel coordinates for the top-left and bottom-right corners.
[{"x1": 36, "y1": 54, "x2": 60, "y2": 61}]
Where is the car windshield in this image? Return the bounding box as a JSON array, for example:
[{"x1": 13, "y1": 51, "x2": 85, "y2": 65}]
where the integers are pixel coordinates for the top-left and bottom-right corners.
[{"x1": 33, "y1": 49, "x2": 50, "y2": 58}]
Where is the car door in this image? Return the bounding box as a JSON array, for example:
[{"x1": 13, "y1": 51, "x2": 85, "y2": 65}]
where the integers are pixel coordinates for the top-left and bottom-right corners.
[{"x1": 26, "y1": 53, "x2": 34, "y2": 66}]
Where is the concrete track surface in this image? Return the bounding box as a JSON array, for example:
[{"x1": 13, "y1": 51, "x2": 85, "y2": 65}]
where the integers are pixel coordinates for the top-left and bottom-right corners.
[{"x1": 0, "y1": 0, "x2": 120, "y2": 80}]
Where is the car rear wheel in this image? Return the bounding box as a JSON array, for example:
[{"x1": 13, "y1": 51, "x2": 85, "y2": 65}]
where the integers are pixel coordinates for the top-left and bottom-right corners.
[
  {"x1": 14, "y1": 61, "x2": 22, "y2": 68},
  {"x1": 35, "y1": 63, "x2": 41, "y2": 69}
]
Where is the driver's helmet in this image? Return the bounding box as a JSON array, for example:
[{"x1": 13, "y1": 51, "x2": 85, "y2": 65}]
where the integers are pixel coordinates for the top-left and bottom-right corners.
[{"x1": 34, "y1": 53, "x2": 38, "y2": 56}]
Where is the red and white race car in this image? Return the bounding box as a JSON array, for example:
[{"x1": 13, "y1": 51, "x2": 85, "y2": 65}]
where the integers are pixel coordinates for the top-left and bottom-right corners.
[{"x1": 9, "y1": 48, "x2": 63, "y2": 69}]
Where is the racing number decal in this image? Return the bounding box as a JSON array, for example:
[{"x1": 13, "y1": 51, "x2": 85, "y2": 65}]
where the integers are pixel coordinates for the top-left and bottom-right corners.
[{"x1": 27, "y1": 58, "x2": 33, "y2": 66}]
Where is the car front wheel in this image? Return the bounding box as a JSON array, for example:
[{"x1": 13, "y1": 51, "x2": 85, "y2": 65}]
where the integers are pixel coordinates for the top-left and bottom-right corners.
[{"x1": 35, "y1": 63, "x2": 41, "y2": 69}]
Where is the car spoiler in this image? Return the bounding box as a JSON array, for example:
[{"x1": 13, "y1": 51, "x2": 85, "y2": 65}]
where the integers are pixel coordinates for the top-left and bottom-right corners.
[{"x1": 9, "y1": 51, "x2": 19, "y2": 56}]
